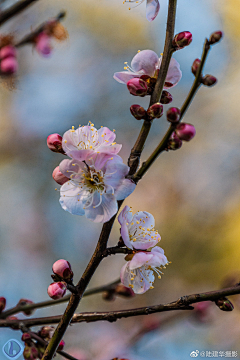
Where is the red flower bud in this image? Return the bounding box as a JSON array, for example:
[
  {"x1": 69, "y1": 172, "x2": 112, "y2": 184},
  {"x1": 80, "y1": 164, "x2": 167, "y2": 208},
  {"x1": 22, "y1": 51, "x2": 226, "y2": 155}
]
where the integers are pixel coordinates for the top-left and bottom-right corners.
[
  {"x1": 209, "y1": 31, "x2": 223, "y2": 45},
  {"x1": 130, "y1": 104, "x2": 146, "y2": 120},
  {"x1": 215, "y1": 297, "x2": 234, "y2": 311},
  {"x1": 166, "y1": 107, "x2": 181, "y2": 123},
  {"x1": 58, "y1": 340, "x2": 65, "y2": 351},
  {"x1": 21, "y1": 333, "x2": 32, "y2": 343},
  {"x1": 127, "y1": 78, "x2": 148, "y2": 97},
  {"x1": 168, "y1": 132, "x2": 182, "y2": 150},
  {"x1": 173, "y1": 31, "x2": 192, "y2": 49},
  {"x1": 160, "y1": 90, "x2": 173, "y2": 104},
  {"x1": 52, "y1": 259, "x2": 73, "y2": 282},
  {"x1": 202, "y1": 74, "x2": 217, "y2": 87},
  {"x1": 0, "y1": 45, "x2": 17, "y2": 60},
  {"x1": 147, "y1": 103, "x2": 163, "y2": 119},
  {"x1": 175, "y1": 123, "x2": 196, "y2": 141},
  {"x1": 47, "y1": 133, "x2": 64, "y2": 153},
  {"x1": 0, "y1": 297, "x2": 6, "y2": 312},
  {"x1": 191, "y1": 58, "x2": 201, "y2": 75},
  {"x1": 17, "y1": 299, "x2": 34, "y2": 316},
  {"x1": 52, "y1": 166, "x2": 69, "y2": 185},
  {"x1": 47, "y1": 282, "x2": 66, "y2": 300}
]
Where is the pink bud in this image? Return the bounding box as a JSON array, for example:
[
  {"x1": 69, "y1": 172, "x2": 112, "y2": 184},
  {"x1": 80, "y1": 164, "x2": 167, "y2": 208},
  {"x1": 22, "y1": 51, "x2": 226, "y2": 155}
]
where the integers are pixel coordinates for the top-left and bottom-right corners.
[
  {"x1": 58, "y1": 340, "x2": 65, "y2": 351},
  {"x1": 52, "y1": 259, "x2": 73, "y2": 282},
  {"x1": 35, "y1": 33, "x2": 52, "y2": 57},
  {"x1": 173, "y1": 31, "x2": 192, "y2": 49},
  {"x1": 23, "y1": 344, "x2": 39, "y2": 360},
  {"x1": 1, "y1": 57, "x2": 18, "y2": 74},
  {"x1": 47, "y1": 282, "x2": 66, "y2": 300},
  {"x1": 166, "y1": 107, "x2": 181, "y2": 123},
  {"x1": 191, "y1": 58, "x2": 201, "y2": 75},
  {"x1": 168, "y1": 132, "x2": 182, "y2": 150},
  {"x1": 0, "y1": 45, "x2": 17, "y2": 60},
  {"x1": 115, "y1": 284, "x2": 135, "y2": 298},
  {"x1": 0, "y1": 297, "x2": 6, "y2": 312},
  {"x1": 127, "y1": 78, "x2": 148, "y2": 97},
  {"x1": 52, "y1": 166, "x2": 69, "y2": 185},
  {"x1": 209, "y1": 31, "x2": 223, "y2": 45},
  {"x1": 175, "y1": 123, "x2": 196, "y2": 141},
  {"x1": 130, "y1": 104, "x2": 146, "y2": 120},
  {"x1": 147, "y1": 103, "x2": 163, "y2": 119},
  {"x1": 21, "y1": 333, "x2": 32, "y2": 343},
  {"x1": 160, "y1": 90, "x2": 173, "y2": 104},
  {"x1": 47, "y1": 133, "x2": 63, "y2": 153},
  {"x1": 17, "y1": 299, "x2": 34, "y2": 316},
  {"x1": 202, "y1": 74, "x2": 217, "y2": 86}
]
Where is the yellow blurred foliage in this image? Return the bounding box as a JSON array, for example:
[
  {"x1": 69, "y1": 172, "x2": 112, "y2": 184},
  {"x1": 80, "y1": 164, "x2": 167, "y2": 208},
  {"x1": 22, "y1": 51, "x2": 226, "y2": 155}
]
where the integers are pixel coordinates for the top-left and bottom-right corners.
[{"x1": 220, "y1": 0, "x2": 240, "y2": 49}]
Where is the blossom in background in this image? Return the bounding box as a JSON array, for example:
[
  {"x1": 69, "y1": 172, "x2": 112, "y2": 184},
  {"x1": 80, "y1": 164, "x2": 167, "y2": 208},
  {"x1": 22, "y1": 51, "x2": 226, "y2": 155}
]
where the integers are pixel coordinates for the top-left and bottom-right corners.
[
  {"x1": 123, "y1": 0, "x2": 160, "y2": 22},
  {"x1": 120, "y1": 247, "x2": 169, "y2": 294},
  {"x1": 62, "y1": 122, "x2": 122, "y2": 162},
  {"x1": 58, "y1": 153, "x2": 135, "y2": 223},
  {"x1": 118, "y1": 206, "x2": 161, "y2": 250},
  {"x1": 113, "y1": 49, "x2": 182, "y2": 89}
]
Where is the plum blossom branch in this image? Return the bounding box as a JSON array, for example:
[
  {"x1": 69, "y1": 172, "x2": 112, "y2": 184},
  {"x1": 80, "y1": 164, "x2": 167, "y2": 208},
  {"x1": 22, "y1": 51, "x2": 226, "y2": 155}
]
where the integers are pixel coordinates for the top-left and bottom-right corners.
[
  {"x1": 132, "y1": 36, "x2": 214, "y2": 183},
  {"x1": 0, "y1": 278, "x2": 120, "y2": 319},
  {"x1": 15, "y1": 11, "x2": 66, "y2": 48},
  {"x1": 0, "y1": 0, "x2": 39, "y2": 26},
  {"x1": 1, "y1": 284, "x2": 240, "y2": 328}
]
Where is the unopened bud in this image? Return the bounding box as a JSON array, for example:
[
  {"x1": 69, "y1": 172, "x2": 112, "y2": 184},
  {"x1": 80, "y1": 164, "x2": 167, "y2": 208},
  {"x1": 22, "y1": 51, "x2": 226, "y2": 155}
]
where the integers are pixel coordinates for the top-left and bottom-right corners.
[
  {"x1": 23, "y1": 344, "x2": 38, "y2": 360},
  {"x1": 0, "y1": 45, "x2": 17, "y2": 60},
  {"x1": 209, "y1": 31, "x2": 223, "y2": 45},
  {"x1": 147, "y1": 103, "x2": 163, "y2": 119},
  {"x1": 102, "y1": 290, "x2": 116, "y2": 301},
  {"x1": 115, "y1": 284, "x2": 135, "y2": 298},
  {"x1": 173, "y1": 31, "x2": 192, "y2": 49},
  {"x1": 167, "y1": 132, "x2": 182, "y2": 150},
  {"x1": 58, "y1": 340, "x2": 65, "y2": 351},
  {"x1": 215, "y1": 297, "x2": 234, "y2": 311},
  {"x1": 47, "y1": 133, "x2": 63, "y2": 153},
  {"x1": 17, "y1": 299, "x2": 34, "y2": 316},
  {"x1": 202, "y1": 74, "x2": 217, "y2": 86},
  {"x1": 191, "y1": 58, "x2": 201, "y2": 75},
  {"x1": 52, "y1": 166, "x2": 69, "y2": 185},
  {"x1": 21, "y1": 333, "x2": 32, "y2": 344},
  {"x1": 39, "y1": 326, "x2": 55, "y2": 339},
  {"x1": 52, "y1": 259, "x2": 73, "y2": 282},
  {"x1": 160, "y1": 90, "x2": 173, "y2": 104},
  {"x1": 127, "y1": 78, "x2": 148, "y2": 97},
  {"x1": 35, "y1": 33, "x2": 52, "y2": 57},
  {"x1": 175, "y1": 123, "x2": 196, "y2": 141},
  {"x1": 47, "y1": 282, "x2": 66, "y2": 300},
  {"x1": 0, "y1": 57, "x2": 18, "y2": 74},
  {"x1": 130, "y1": 104, "x2": 146, "y2": 120},
  {"x1": 166, "y1": 107, "x2": 181, "y2": 123},
  {"x1": 0, "y1": 297, "x2": 6, "y2": 312}
]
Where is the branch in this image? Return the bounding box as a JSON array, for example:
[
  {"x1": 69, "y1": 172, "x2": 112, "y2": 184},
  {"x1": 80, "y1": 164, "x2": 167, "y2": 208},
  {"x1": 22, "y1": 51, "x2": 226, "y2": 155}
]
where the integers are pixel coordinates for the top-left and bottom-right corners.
[
  {"x1": 2, "y1": 284, "x2": 240, "y2": 328},
  {"x1": 0, "y1": 278, "x2": 120, "y2": 319},
  {"x1": 102, "y1": 247, "x2": 134, "y2": 257},
  {"x1": 127, "y1": 0, "x2": 177, "y2": 175},
  {"x1": 0, "y1": 0, "x2": 39, "y2": 26},
  {"x1": 132, "y1": 37, "x2": 212, "y2": 183},
  {"x1": 15, "y1": 11, "x2": 66, "y2": 48}
]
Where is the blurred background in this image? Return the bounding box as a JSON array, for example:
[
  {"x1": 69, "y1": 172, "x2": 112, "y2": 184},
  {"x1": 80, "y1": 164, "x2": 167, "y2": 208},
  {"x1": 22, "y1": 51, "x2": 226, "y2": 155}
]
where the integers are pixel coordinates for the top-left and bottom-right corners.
[{"x1": 0, "y1": 0, "x2": 240, "y2": 359}]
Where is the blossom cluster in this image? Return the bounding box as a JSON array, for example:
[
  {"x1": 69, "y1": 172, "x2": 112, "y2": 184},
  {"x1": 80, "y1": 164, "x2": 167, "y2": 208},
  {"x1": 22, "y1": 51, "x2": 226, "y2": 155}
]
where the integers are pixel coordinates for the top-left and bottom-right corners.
[
  {"x1": 118, "y1": 206, "x2": 169, "y2": 294},
  {"x1": 48, "y1": 123, "x2": 136, "y2": 223}
]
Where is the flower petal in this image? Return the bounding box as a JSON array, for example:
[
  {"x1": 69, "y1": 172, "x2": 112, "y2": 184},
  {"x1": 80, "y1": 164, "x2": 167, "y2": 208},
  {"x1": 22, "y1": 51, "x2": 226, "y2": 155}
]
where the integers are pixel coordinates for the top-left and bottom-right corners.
[
  {"x1": 114, "y1": 178, "x2": 136, "y2": 201},
  {"x1": 84, "y1": 192, "x2": 118, "y2": 223},
  {"x1": 59, "y1": 159, "x2": 85, "y2": 178},
  {"x1": 129, "y1": 252, "x2": 153, "y2": 270},
  {"x1": 146, "y1": 0, "x2": 160, "y2": 22},
  {"x1": 97, "y1": 127, "x2": 116, "y2": 144},
  {"x1": 148, "y1": 246, "x2": 168, "y2": 266},
  {"x1": 164, "y1": 57, "x2": 182, "y2": 88},
  {"x1": 131, "y1": 50, "x2": 159, "y2": 77},
  {"x1": 121, "y1": 222, "x2": 132, "y2": 249},
  {"x1": 59, "y1": 181, "x2": 85, "y2": 216},
  {"x1": 113, "y1": 71, "x2": 140, "y2": 84},
  {"x1": 118, "y1": 205, "x2": 132, "y2": 225}
]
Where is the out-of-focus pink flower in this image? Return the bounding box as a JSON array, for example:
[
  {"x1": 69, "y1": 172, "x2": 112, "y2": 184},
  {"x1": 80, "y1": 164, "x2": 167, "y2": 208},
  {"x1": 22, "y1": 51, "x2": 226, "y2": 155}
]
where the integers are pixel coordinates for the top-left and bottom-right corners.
[
  {"x1": 120, "y1": 247, "x2": 169, "y2": 294},
  {"x1": 0, "y1": 57, "x2": 18, "y2": 74},
  {"x1": 0, "y1": 45, "x2": 17, "y2": 59},
  {"x1": 58, "y1": 154, "x2": 135, "y2": 223},
  {"x1": 35, "y1": 32, "x2": 52, "y2": 57},
  {"x1": 52, "y1": 259, "x2": 73, "y2": 282},
  {"x1": 52, "y1": 166, "x2": 69, "y2": 185},
  {"x1": 47, "y1": 282, "x2": 66, "y2": 300},
  {"x1": 118, "y1": 205, "x2": 161, "y2": 250},
  {"x1": 114, "y1": 50, "x2": 182, "y2": 90},
  {"x1": 62, "y1": 123, "x2": 121, "y2": 162}
]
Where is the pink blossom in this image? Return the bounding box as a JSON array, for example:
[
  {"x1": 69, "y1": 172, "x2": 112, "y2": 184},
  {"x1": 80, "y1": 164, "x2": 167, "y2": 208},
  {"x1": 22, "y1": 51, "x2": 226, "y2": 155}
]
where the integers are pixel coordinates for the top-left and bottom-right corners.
[
  {"x1": 120, "y1": 247, "x2": 169, "y2": 294},
  {"x1": 118, "y1": 206, "x2": 161, "y2": 250},
  {"x1": 47, "y1": 282, "x2": 66, "y2": 300},
  {"x1": 58, "y1": 153, "x2": 136, "y2": 223},
  {"x1": 0, "y1": 45, "x2": 17, "y2": 59},
  {"x1": 114, "y1": 50, "x2": 182, "y2": 89},
  {"x1": 52, "y1": 259, "x2": 73, "y2": 281},
  {"x1": 35, "y1": 32, "x2": 52, "y2": 57},
  {"x1": 0, "y1": 57, "x2": 18, "y2": 74},
  {"x1": 47, "y1": 133, "x2": 63, "y2": 153},
  {"x1": 62, "y1": 123, "x2": 122, "y2": 162}
]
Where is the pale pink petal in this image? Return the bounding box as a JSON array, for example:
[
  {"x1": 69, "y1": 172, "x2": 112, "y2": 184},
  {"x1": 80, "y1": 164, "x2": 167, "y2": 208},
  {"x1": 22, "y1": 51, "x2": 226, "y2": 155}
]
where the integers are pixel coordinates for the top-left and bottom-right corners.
[
  {"x1": 114, "y1": 178, "x2": 136, "y2": 201},
  {"x1": 131, "y1": 211, "x2": 155, "y2": 230},
  {"x1": 131, "y1": 50, "x2": 159, "y2": 77},
  {"x1": 120, "y1": 222, "x2": 132, "y2": 249},
  {"x1": 97, "y1": 127, "x2": 116, "y2": 144},
  {"x1": 164, "y1": 57, "x2": 182, "y2": 88},
  {"x1": 148, "y1": 247, "x2": 168, "y2": 266},
  {"x1": 59, "y1": 159, "x2": 85, "y2": 178},
  {"x1": 59, "y1": 182, "x2": 85, "y2": 216},
  {"x1": 146, "y1": 0, "x2": 160, "y2": 22},
  {"x1": 84, "y1": 192, "x2": 118, "y2": 223},
  {"x1": 113, "y1": 71, "x2": 140, "y2": 84},
  {"x1": 118, "y1": 205, "x2": 132, "y2": 225},
  {"x1": 129, "y1": 252, "x2": 152, "y2": 270}
]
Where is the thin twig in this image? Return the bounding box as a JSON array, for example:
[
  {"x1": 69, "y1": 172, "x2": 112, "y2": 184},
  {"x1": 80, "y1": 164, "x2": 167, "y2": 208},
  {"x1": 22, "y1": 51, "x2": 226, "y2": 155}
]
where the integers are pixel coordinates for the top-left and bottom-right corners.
[{"x1": 0, "y1": 0, "x2": 39, "y2": 26}]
